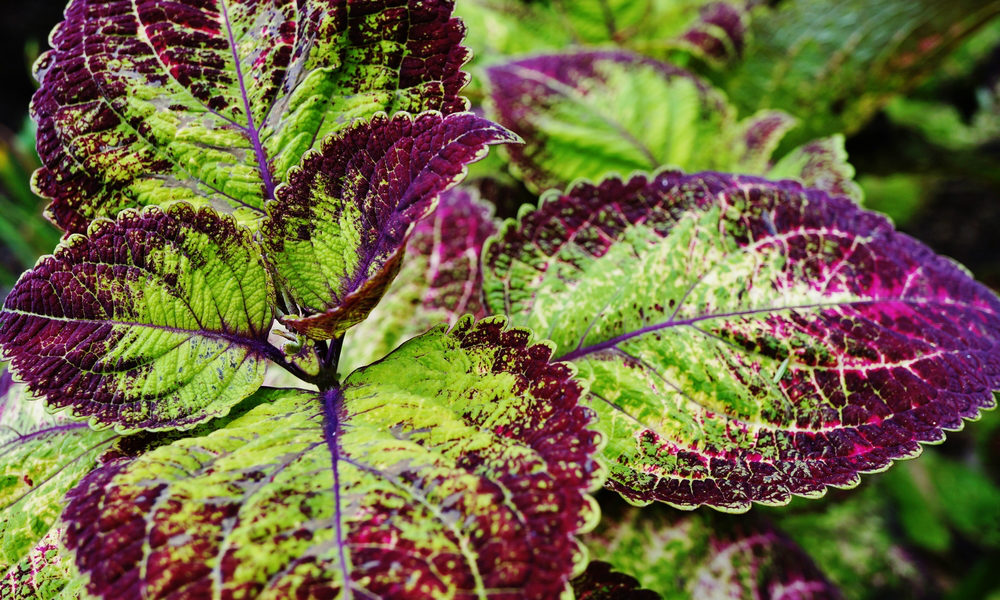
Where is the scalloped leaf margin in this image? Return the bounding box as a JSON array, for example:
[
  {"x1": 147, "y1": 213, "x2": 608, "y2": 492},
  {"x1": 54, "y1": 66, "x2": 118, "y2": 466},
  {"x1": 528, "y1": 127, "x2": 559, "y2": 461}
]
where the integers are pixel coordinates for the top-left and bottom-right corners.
[{"x1": 483, "y1": 170, "x2": 1000, "y2": 511}]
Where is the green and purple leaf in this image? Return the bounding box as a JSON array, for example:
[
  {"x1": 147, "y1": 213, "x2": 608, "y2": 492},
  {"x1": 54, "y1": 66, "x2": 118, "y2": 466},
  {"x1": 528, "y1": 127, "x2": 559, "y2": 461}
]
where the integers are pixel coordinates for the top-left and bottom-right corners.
[
  {"x1": 32, "y1": 0, "x2": 472, "y2": 233},
  {"x1": 587, "y1": 500, "x2": 842, "y2": 599},
  {"x1": 483, "y1": 170, "x2": 1000, "y2": 510},
  {"x1": 0, "y1": 377, "x2": 115, "y2": 574},
  {"x1": 0, "y1": 204, "x2": 275, "y2": 431},
  {"x1": 341, "y1": 186, "x2": 500, "y2": 373},
  {"x1": 485, "y1": 51, "x2": 732, "y2": 193},
  {"x1": 61, "y1": 317, "x2": 603, "y2": 599},
  {"x1": 263, "y1": 111, "x2": 517, "y2": 339},
  {"x1": 768, "y1": 136, "x2": 863, "y2": 204},
  {"x1": 1, "y1": 528, "x2": 86, "y2": 600},
  {"x1": 484, "y1": 50, "x2": 859, "y2": 199}
]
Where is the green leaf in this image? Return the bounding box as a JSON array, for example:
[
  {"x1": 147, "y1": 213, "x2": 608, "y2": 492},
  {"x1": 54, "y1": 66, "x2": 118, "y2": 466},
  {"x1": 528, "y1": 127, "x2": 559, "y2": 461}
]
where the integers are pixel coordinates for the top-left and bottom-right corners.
[
  {"x1": 485, "y1": 51, "x2": 736, "y2": 193},
  {"x1": 61, "y1": 318, "x2": 604, "y2": 599},
  {"x1": 771, "y1": 486, "x2": 926, "y2": 600},
  {"x1": 0, "y1": 203, "x2": 275, "y2": 431},
  {"x1": 768, "y1": 136, "x2": 863, "y2": 203},
  {"x1": 0, "y1": 379, "x2": 115, "y2": 573},
  {"x1": 485, "y1": 50, "x2": 860, "y2": 199},
  {"x1": 456, "y1": 0, "x2": 749, "y2": 70},
  {"x1": 720, "y1": 0, "x2": 1000, "y2": 144}
]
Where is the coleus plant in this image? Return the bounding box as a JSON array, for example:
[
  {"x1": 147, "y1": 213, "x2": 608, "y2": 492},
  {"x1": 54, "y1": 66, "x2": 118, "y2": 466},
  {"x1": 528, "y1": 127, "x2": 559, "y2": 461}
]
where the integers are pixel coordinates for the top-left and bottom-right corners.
[{"x1": 2, "y1": 1, "x2": 1000, "y2": 599}]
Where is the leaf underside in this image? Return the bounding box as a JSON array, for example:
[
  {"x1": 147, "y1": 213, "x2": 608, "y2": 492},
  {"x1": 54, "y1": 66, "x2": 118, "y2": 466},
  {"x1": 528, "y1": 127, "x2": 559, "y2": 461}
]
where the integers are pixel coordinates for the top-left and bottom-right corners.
[
  {"x1": 32, "y1": 0, "x2": 471, "y2": 233},
  {"x1": 484, "y1": 170, "x2": 1000, "y2": 510},
  {"x1": 0, "y1": 203, "x2": 274, "y2": 431},
  {"x1": 62, "y1": 317, "x2": 602, "y2": 599}
]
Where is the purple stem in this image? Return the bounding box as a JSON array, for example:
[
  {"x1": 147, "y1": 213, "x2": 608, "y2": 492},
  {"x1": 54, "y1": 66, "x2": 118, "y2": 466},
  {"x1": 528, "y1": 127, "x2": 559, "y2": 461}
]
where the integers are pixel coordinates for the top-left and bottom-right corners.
[
  {"x1": 220, "y1": 1, "x2": 276, "y2": 201},
  {"x1": 322, "y1": 388, "x2": 354, "y2": 592}
]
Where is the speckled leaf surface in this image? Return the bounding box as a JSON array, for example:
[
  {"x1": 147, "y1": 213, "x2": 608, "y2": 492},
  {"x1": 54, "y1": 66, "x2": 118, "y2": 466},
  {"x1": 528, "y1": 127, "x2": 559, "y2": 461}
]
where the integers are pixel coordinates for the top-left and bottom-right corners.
[
  {"x1": 32, "y1": 0, "x2": 472, "y2": 233},
  {"x1": 720, "y1": 0, "x2": 1000, "y2": 145},
  {"x1": 0, "y1": 379, "x2": 115, "y2": 574},
  {"x1": 1, "y1": 528, "x2": 90, "y2": 600},
  {"x1": 341, "y1": 187, "x2": 499, "y2": 374},
  {"x1": 586, "y1": 501, "x2": 841, "y2": 599},
  {"x1": 62, "y1": 318, "x2": 603, "y2": 599},
  {"x1": 264, "y1": 111, "x2": 516, "y2": 339},
  {"x1": 483, "y1": 170, "x2": 1000, "y2": 510},
  {"x1": 571, "y1": 561, "x2": 661, "y2": 600},
  {"x1": 0, "y1": 203, "x2": 274, "y2": 431}
]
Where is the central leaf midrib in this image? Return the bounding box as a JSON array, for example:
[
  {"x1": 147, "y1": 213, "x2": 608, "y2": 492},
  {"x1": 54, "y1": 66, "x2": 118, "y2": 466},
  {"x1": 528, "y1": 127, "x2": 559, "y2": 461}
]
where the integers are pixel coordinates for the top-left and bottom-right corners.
[
  {"x1": 322, "y1": 388, "x2": 354, "y2": 598},
  {"x1": 219, "y1": 0, "x2": 276, "y2": 202},
  {"x1": 555, "y1": 296, "x2": 978, "y2": 362},
  {"x1": 2, "y1": 309, "x2": 272, "y2": 358}
]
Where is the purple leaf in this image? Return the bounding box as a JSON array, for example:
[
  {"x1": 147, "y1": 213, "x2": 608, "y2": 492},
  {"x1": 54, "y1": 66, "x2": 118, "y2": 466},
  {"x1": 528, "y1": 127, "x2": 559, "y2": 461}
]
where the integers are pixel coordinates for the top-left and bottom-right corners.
[
  {"x1": 61, "y1": 318, "x2": 602, "y2": 599},
  {"x1": 0, "y1": 204, "x2": 275, "y2": 431},
  {"x1": 264, "y1": 111, "x2": 518, "y2": 339},
  {"x1": 483, "y1": 170, "x2": 1000, "y2": 510},
  {"x1": 571, "y1": 562, "x2": 661, "y2": 600},
  {"x1": 31, "y1": 0, "x2": 472, "y2": 233}
]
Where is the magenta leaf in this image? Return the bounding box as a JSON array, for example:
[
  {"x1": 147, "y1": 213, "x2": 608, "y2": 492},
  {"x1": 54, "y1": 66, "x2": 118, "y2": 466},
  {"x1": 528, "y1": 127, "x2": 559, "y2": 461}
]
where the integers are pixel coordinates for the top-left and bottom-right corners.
[
  {"x1": 483, "y1": 170, "x2": 1000, "y2": 510},
  {"x1": 0, "y1": 204, "x2": 275, "y2": 431},
  {"x1": 32, "y1": 0, "x2": 471, "y2": 233},
  {"x1": 61, "y1": 318, "x2": 602, "y2": 599},
  {"x1": 263, "y1": 111, "x2": 517, "y2": 339}
]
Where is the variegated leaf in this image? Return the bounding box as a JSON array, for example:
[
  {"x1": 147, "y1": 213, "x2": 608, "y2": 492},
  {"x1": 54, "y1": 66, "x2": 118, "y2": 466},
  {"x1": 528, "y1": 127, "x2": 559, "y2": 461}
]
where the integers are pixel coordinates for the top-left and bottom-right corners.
[
  {"x1": 263, "y1": 111, "x2": 516, "y2": 339},
  {"x1": 62, "y1": 318, "x2": 603, "y2": 599},
  {"x1": 484, "y1": 50, "x2": 859, "y2": 200},
  {"x1": 32, "y1": 0, "x2": 472, "y2": 233},
  {"x1": 483, "y1": 170, "x2": 1000, "y2": 510},
  {"x1": 0, "y1": 378, "x2": 115, "y2": 574},
  {"x1": 587, "y1": 499, "x2": 842, "y2": 599},
  {"x1": 0, "y1": 204, "x2": 275, "y2": 431}
]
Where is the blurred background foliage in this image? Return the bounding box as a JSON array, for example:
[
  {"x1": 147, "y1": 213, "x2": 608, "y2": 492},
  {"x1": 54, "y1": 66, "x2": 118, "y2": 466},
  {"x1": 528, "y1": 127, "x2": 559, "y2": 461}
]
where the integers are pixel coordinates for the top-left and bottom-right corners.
[{"x1": 1, "y1": 0, "x2": 999, "y2": 598}]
